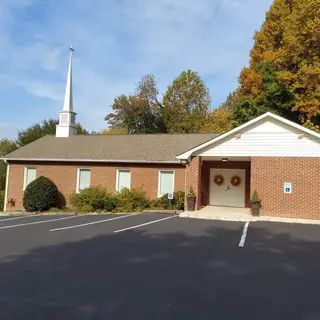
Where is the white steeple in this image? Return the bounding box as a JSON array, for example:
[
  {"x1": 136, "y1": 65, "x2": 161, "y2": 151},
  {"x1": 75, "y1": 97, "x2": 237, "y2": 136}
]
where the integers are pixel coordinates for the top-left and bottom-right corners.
[{"x1": 56, "y1": 46, "x2": 77, "y2": 137}]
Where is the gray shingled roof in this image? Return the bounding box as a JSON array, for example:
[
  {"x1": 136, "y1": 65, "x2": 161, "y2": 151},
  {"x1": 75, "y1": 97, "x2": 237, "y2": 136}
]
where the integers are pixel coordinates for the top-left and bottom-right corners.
[{"x1": 4, "y1": 133, "x2": 219, "y2": 163}]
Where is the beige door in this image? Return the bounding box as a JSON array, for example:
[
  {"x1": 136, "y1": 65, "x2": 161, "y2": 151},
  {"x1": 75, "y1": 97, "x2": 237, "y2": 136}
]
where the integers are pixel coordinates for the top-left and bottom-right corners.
[{"x1": 210, "y1": 168, "x2": 246, "y2": 207}]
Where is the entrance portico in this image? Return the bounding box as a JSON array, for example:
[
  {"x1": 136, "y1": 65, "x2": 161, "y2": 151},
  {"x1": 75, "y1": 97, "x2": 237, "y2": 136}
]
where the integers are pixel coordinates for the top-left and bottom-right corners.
[
  {"x1": 180, "y1": 112, "x2": 320, "y2": 219},
  {"x1": 185, "y1": 156, "x2": 251, "y2": 211}
]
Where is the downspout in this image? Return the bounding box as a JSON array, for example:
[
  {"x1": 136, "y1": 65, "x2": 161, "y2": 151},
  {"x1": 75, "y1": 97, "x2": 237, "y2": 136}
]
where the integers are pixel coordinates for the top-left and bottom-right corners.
[
  {"x1": 178, "y1": 158, "x2": 190, "y2": 210},
  {"x1": 184, "y1": 163, "x2": 187, "y2": 210},
  {"x1": 4, "y1": 161, "x2": 9, "y2": 212}
]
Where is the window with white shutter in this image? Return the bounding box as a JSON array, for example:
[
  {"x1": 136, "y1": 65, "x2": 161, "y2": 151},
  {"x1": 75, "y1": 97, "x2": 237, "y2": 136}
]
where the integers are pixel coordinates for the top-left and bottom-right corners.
[
  {"x1": 158, "y1": 171, "x2": 174, "y2": 197},
  {"x1": 116, "y1": 169, "x2": 131, "y2": 191}
]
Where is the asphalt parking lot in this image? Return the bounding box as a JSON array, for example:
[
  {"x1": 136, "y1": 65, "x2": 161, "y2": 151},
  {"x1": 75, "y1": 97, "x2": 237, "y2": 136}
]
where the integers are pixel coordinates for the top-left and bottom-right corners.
[{"x1": 0, "y1": 213, "x2": 320, "y2": 320}]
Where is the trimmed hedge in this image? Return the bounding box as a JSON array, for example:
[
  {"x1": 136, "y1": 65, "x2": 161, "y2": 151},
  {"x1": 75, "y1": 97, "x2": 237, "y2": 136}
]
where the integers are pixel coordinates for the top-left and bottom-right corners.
[{"x1": 23, "y1": 176, "x2": 58, "y2": 212}]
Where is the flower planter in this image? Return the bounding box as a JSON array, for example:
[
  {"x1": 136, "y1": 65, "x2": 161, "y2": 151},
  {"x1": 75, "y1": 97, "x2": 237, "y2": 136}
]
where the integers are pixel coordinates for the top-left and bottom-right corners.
[
  {"x1": 251, "y1": 202, "x2": 261, "y2": 217},
  {"x1": 187, "y1": 196, "x2": 196, "y2": 211}
]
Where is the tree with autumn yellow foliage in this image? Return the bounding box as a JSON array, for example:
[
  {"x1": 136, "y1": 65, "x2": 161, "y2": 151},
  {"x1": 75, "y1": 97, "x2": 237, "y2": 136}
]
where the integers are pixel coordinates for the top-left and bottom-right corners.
[
  {"x1": 200, "y1": 107, "x2": 233, "y2": 133},
  {"x1": 233, "y1": 0, "x2": 320, "y2": 132},
  {"x1": 101, "y1": 127, "x2": 129, "y2": 135}
]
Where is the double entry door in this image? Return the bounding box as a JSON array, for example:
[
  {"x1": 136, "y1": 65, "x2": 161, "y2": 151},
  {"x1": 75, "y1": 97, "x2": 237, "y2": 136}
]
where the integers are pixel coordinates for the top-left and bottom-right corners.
[{"x1": 209, "y1": 168, "x2": 246, "y2": 208}]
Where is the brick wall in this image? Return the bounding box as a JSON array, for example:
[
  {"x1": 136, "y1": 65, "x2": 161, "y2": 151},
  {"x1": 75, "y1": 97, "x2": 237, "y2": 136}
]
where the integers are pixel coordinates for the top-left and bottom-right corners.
[
  {"x1": 6, "y1": 161, "x2": 186, "y2": 211},
  {"x1": 251, "y1": 157, "x2": 320, "y2": 219},
  {"x1": 185, "y1": 157, "x2": 201, "y2": 210}
]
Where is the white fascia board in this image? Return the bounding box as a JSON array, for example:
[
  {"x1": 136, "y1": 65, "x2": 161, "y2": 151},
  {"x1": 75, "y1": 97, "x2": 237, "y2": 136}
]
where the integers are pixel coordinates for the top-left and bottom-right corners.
[
  {"x1": 1, "y1": 158, "x2": 181, "y2": 164},
  {"x1": 176, "y1": 112, "x2": 320, "y2": 160},
  {"x1": 265, "y1": 113, "x2": 320, "y2": 138}
]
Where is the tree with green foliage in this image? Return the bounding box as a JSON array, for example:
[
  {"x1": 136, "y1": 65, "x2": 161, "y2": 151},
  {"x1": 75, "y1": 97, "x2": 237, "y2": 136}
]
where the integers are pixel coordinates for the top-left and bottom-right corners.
[
  {"x1": 105, "y1": 70, "x2": 212, "y2": 134},
  {"x1": 17, "y1": 119, "x2": 89, "y2": 147},
  {"x1": 163, "y1": 70, "x2": 211, "y2": 133},
  {"x1": 233, "y1": 0, "x2": 320, "y2": 131},
  {"x1": 220, "y1": 91, "x2": 238, "y2": 111},
  {"x1": 0, "y1": 120, "x2": 88, "y2": 199},
  {"x1": 233, "y1": 62, "x2": 297, "y2": 125},
  {"x1": 105, "y1": 75, "x2": 166, "y2": 134},
  {"x1": 0, "y1": 139, "x2": 18, "y2": 190}
]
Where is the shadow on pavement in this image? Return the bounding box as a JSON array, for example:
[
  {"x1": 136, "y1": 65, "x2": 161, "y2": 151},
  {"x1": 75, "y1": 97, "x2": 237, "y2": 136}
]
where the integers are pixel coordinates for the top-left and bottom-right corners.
[{"x1": 0, "y1": 224, "x2": 320, "y2": 320}]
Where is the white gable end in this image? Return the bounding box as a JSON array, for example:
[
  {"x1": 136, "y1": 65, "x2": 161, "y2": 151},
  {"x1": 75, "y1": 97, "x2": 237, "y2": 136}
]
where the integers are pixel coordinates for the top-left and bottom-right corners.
[{"x1": 194, "y1": 118, "x2": 320, "y2": 158}]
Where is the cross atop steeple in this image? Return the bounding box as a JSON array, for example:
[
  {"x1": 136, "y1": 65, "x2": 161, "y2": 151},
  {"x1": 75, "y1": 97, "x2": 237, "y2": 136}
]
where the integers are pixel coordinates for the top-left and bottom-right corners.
[{"x1": 56, "y1": 46, "x2": 77, "y2": 137}]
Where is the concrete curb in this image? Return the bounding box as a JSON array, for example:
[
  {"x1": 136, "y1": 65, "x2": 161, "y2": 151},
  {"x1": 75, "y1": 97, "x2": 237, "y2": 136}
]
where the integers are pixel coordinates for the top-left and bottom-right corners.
[
  {"x1": 0, "y1": 211, "x2": 140, "y2": 216},
  {"x1": 143, "y1": 210, "x2": 183, "y2": 214},
  {"x1": 180, "y1": 212, "x2": 320, "y2": 226}
]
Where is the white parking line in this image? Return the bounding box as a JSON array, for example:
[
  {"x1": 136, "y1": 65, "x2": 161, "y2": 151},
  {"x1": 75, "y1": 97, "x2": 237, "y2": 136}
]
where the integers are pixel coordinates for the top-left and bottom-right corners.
[
  {"x1": 50, "y1": 214, "x2": 133, "y2": 232},
  {"x1": 0, "y1": 215, "x2": 36, "y2": 222},
  {"x1": 114, "y1": 215, "x2": 178, "y2": 233},
  {"x1": 0, "y1": 215, "x2": 82, "y2": 230},
  {"x1": 239, "y1": 222, "x2": 249, "y2": 247}
]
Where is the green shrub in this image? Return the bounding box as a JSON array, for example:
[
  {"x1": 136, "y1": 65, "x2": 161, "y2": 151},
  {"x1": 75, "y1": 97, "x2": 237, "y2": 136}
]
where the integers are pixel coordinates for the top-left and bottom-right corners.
[
  {"x1": 149, "y1": 191, "x2": 185, "y2": 210},
  {"x1": 114, "y1": 187, "x2": 147, "y2": 212},
  {"x1": 0, "y1": 190, "x2": 4, "y2": 211},
  {"x1": 173, "y1": 191, "x2": 185, "y2": 210},
  {"x1": 187, "y1": 185, "x2": 195, "y2": 197},
  {"x1": 23, "y1": 176, "x2": 58, "y2": 212},
  {"x1": 249, "y1": 190, "x2": 261, "y2": 204},
  {"x1": 69, "y1": 187, "x2": 116, "y2": 212}
]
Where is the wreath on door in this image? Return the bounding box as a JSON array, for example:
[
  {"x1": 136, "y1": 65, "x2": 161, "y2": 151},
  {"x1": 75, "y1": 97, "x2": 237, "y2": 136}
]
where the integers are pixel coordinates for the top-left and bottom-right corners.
[
  {"x1": 214, "y1": 174, "x2": 224, "y2": 186},
  {"x1": 230, "y1": 175, "x2": 241, "y2": 187}
]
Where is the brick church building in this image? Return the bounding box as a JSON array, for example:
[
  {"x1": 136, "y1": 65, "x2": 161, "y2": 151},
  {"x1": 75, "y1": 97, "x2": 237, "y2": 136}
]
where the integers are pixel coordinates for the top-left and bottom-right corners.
[{"x1": 2, "y1": 50, "x2": 320, "y2": 219}]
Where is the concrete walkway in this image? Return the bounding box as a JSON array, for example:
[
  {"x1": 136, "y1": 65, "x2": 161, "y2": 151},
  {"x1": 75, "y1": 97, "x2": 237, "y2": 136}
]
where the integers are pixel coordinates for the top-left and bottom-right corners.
[{"x1": 180, "y1": 206, "x2": 320, "y2": 225}]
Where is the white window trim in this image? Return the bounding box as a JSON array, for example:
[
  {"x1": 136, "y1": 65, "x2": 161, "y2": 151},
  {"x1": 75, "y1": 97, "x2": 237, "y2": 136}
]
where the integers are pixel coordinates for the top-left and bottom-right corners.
[
  {"x1": 23, "y1": 167, "x2": 36, "y2": 190},
  {"x1": 116, "y1": 169, "x2": 131, "y2": 192},
  {"x1": 76, "y1": 168, "x2": 91, "y2": 193},
  {"x1": 157, "y1": 170, "x2": 175, "y2": 198}
]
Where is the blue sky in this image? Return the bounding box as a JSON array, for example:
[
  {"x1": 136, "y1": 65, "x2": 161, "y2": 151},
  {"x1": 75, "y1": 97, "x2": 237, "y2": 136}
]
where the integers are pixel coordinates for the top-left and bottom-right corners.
[{"x1": 0, "y1": 0, "x2": 274, "y2": 139}]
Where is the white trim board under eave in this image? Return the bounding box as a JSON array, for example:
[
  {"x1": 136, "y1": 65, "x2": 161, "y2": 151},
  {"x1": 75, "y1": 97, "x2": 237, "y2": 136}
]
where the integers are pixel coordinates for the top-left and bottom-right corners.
[
  {"x1": 177, "y1": 112, "x2": 320, "y2": 160},
  {"x1": 1, "y1": 158, "x2": 181, "y2": 164}
]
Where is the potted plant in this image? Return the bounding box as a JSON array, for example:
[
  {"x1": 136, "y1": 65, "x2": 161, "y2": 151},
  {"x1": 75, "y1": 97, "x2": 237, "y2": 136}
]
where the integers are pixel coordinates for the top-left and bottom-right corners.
[
  {"x1": 187, "y1": 186, "x2": 196, "y2": 211},
  {"x1": 249, "y1": 190, "x2": 261, "y2": 217}
]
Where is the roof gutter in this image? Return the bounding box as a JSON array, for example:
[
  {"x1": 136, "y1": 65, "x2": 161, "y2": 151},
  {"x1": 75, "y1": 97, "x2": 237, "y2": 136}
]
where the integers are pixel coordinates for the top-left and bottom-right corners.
[{"x1": 0, "y1": 158, "x2": 182, "y2": 164}]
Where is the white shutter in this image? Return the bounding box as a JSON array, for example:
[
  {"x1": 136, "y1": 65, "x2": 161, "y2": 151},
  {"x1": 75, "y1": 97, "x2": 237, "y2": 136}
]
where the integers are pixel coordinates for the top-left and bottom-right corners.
[
  {"x1": 24, "y1": 168, "x2": 36, "y2": 189},
  {"x1": 159, "y1": 171, "x2": 174, "y2": 196},
  {"x1": 117, "y1": 170, "x2": 131, "y2": 191},
  {"x1": 78, "y1": 169, "x2": 91, "y2": 191}
]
